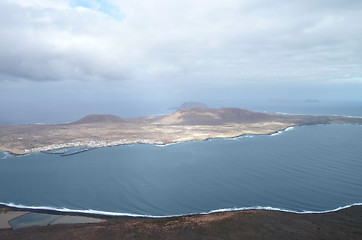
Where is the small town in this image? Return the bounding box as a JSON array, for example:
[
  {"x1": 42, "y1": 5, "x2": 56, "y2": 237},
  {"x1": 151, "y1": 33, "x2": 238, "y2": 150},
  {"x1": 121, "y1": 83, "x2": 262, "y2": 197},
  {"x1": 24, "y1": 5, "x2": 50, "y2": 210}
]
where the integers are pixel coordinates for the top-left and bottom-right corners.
[{"x1": 24, "y1": 139, "x2": 165, "y2": 153}]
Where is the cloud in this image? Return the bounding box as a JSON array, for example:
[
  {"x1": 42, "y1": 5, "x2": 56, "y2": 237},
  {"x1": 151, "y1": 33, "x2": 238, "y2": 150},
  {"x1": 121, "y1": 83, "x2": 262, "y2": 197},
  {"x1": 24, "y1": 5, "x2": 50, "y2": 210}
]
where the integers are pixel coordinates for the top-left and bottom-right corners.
[
  {"x1": 0, "y1": 0, "x2": 130, "y2": 82},
  {"x1": 1, "y1": 0, "x2": 362, "y2": 85}
]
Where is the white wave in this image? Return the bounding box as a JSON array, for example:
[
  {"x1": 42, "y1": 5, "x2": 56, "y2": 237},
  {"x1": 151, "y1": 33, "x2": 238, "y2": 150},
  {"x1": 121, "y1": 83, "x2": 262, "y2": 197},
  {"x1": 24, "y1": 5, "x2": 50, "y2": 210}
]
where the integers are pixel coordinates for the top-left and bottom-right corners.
[
  {"x1": 270, "y1": 126, "x2": 295, "y2": 136},
  {"x1": 202, "y1": 203, "x2": 362, "y2": 215},
  {"x1": 223, "y1": 137, "x2": 239, "y2": 141},
  {"x1": 239, "y1": 135, "x2": 254, "y2": 138},
  {"x1": 270, "y1": 132, "x2": 282, "y2": 136},
  {"x1": 1, "y1": 201, "x2": 362, "y2": 218},
  {"x1": 156, "y1": 139, "x2": 209, "y2": 147},
  {"x1": 228, "y1": 135, "x2": 254, "y2": 140},
  {"x1": 156, "y1": 142, "x2": 180, "y2": 147},
  {"x1": 0, "y1": 202, "x2": 162, "y2": 218},
  {"x1": 284, "y1": 126, "x2": 294, "y2": 131}
]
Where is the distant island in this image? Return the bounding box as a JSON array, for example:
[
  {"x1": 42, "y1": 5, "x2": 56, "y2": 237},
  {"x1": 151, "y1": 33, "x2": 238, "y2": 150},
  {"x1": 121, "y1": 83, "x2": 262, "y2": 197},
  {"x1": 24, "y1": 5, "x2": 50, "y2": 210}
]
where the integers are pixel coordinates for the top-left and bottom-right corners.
[
  {"x1": 178, "y1": 101, "x2": 209, "y2": 109},
  {"x1": 1, "y1": 106, "x2": 362, "y2": 155}
]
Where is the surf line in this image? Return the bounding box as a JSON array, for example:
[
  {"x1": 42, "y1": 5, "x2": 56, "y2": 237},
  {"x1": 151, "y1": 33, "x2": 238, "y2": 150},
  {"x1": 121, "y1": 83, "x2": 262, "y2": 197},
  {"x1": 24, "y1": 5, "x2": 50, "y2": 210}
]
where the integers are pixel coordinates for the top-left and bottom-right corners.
[{"x1": 1, "y1": 202, "x2": 362, "y2": 219}]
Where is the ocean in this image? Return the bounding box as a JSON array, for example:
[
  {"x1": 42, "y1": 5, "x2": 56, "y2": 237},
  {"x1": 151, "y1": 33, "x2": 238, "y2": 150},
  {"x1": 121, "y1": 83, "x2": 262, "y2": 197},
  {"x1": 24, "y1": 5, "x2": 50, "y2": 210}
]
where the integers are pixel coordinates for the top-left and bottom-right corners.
[{"x1": 1, "y1": 123, "x2": 362, "y2": 217}]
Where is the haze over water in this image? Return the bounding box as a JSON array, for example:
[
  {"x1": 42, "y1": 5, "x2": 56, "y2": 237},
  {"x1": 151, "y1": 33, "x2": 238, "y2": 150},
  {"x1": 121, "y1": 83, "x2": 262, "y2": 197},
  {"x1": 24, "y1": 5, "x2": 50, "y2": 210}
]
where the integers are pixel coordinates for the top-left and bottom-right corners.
[
  {"x1": 2, "y1": 101, "x2": 362, "y2": 125},
  {"x1": 1, "y1": 123, "x2": 362, "y2": 217}
]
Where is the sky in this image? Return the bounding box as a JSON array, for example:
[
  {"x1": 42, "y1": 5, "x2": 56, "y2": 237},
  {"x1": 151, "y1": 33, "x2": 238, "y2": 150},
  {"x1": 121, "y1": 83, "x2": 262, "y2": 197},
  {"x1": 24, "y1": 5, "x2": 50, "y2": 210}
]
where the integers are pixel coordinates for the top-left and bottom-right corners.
[{"x1": 1, "y1": 0, "x2": 362, "y2": 123}]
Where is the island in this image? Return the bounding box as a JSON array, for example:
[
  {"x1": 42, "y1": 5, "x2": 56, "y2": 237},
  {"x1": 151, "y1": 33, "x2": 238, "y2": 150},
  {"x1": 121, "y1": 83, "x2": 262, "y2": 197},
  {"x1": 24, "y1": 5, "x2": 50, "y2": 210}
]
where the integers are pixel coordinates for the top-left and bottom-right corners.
[{"x1": 1, "y1": 107, "x2": 362, "y2": 155}]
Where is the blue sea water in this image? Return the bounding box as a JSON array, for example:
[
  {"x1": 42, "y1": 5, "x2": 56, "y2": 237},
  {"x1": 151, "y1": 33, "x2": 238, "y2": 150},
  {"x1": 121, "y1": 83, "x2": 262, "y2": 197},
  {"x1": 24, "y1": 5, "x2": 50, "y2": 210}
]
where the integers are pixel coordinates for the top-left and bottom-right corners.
[{"x1": 1, "y1": 124, "x2": 362, "y2": 217}]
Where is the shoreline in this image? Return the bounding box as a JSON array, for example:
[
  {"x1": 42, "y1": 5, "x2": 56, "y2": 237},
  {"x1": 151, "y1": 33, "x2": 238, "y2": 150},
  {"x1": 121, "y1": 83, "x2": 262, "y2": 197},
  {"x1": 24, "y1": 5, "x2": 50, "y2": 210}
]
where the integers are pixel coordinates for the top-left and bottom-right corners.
[
  {"x1": 1, "y1": 204, "x2": 362, "y2": 239},
  {"x1": 1, "y1": 124, "x2": 296, "y2": 156},
  {"x1": 2, "y1": 202, "x2": 362, "y2": 219},
  {"x1": 0, "y1": 124, "x2": 347, "y2": 156},
  {"x1": 2, "y1": 107, "x2": 362, "y2": 156}
]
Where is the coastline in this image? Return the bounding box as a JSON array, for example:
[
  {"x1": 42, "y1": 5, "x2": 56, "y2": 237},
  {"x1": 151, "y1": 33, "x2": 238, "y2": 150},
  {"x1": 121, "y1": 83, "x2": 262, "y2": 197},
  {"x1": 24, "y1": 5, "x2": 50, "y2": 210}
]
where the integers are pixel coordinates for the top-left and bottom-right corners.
[
  {"x1": 1, "y1": 204, "x2": 362, "y2": 239},
  {"x1": 1, "y1": 124, "x2": 295, "y2": 156},
  {"x1": 1, "y1": 202, "x2": 362, "y2": 219},
  {"x1": 2, "y1": 107, "x2": 362, "y2": 156}
]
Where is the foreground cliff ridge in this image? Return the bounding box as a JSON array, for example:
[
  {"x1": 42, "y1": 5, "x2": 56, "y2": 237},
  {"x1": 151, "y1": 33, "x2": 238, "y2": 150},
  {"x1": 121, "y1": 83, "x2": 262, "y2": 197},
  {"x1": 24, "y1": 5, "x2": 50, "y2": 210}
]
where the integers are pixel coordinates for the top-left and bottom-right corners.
[
  {"x1": 1, "y1": 107, "x2": 362, "y2": 154},
  {"x1": 1, "y1": 205, "x2": 362, "y2": 239}
]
